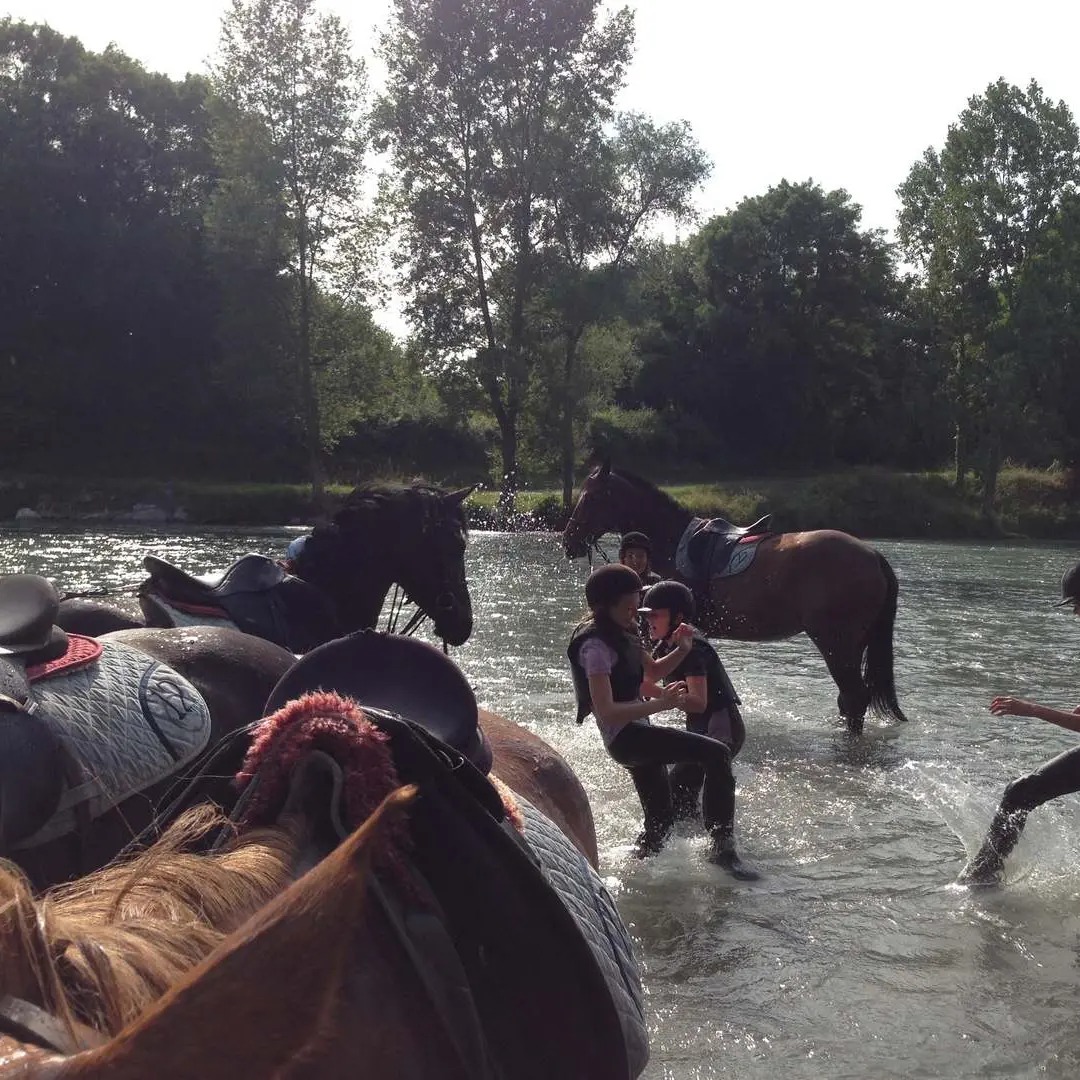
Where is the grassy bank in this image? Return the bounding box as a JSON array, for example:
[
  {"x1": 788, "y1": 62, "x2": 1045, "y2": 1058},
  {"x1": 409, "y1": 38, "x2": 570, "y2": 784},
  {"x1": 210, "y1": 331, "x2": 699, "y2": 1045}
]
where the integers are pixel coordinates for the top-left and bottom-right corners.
[{"x1": 2, "y1": 467, "x2": 1078, "y2": 539}]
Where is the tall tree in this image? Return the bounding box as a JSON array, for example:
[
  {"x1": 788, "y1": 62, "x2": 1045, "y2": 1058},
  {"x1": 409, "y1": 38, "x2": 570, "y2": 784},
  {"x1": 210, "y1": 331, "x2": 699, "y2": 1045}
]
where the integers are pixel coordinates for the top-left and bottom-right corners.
[
  {"x1": 897, "y1": 78, "x2": 1080, "y2": 513},
  {"x1": 542, "y1": 112, "x2": 710, "y2": 508},
  {"x1": 632, "y1": 181, "x2": 910, "y2": 469},
  {"x1": 212, "y1": 0, "x2": 367, "y2": 500},
  {"x1": 373, "y1": 0, "x2": 635, "y2": 514}
]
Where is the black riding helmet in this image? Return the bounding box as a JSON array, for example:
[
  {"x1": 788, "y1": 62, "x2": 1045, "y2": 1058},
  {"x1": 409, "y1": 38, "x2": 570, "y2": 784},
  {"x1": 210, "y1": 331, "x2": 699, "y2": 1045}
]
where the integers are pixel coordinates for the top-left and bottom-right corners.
[
  {"x1": 618, "y1": 532, "x2": 653, "y2": 559},
  {"x1": 639, "y1": 580, "x2": 695, "y2": 623},
  {"x1": 585, "y1": 564, "x2": 642, "y2": 610}
]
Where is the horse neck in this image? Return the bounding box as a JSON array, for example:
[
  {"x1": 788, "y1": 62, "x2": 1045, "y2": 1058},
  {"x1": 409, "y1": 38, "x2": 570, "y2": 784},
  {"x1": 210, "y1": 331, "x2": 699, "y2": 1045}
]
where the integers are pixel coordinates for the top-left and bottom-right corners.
[
  {"x1": 620, "y1": 488, "x2": 692, "y2": 575},
  {"x1": 300, "y1": 533, "x2": 396, "y2": 633}
]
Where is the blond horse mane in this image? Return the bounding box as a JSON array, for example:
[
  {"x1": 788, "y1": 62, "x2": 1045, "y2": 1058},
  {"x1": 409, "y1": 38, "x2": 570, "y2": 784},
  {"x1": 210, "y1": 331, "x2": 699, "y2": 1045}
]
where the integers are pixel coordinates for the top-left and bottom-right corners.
[{"x1": 0, "y1": 805, "x2": 301, "y2": 1040}]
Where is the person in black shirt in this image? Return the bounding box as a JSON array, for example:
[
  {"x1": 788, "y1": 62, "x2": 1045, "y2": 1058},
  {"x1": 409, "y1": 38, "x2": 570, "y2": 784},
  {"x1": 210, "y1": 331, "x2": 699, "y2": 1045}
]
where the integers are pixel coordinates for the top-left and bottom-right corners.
[
  {"x1": 640, "y1": 579, "x2": 756, "y2": 878},
  {"x1": 618, "y1": 532, "x2": 661, "y2": 588}
]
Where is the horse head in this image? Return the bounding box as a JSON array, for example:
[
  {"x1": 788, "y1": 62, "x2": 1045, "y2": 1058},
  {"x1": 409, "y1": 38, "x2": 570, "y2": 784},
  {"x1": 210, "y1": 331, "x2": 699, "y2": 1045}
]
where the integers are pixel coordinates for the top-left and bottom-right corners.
[
  {"x1": 299, "y1": 483, "x2": 475, "y2": 647},
  {"x1": 562, "y1": 460, "x2": 625, "y2": 558}
]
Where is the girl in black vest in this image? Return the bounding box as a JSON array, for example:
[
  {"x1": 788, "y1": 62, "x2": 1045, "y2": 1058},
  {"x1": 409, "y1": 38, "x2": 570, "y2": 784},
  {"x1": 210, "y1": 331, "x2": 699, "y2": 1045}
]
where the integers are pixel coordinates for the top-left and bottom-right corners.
[
  {"x1": 641, "y1": 580, "x2": 747, "y2": 823},
  {"x1": 567, "y1": 564, "x2": 755, "y2": 876}
]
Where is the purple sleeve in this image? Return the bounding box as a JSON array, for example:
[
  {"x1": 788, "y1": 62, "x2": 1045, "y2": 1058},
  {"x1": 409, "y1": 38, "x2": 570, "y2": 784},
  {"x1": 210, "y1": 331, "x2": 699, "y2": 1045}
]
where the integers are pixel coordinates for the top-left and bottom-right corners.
[{"x1": 579, "y1": 638, "x2": 618, "y2": 676}]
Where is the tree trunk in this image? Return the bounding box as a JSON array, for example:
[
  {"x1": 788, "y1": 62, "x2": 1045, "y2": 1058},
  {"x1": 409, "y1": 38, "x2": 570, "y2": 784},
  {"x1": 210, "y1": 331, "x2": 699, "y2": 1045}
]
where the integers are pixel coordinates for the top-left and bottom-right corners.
[
  {"x1": 953, "y1": 421, "x2": 969, "y2": 487},
  {"x1": 297, "y1": 241, "x2": 327, "y2": 510},
  {"x1": 980, "y1": 436, "x2": 1002, "y2": 522},
  {"x1": 496, "y1": 417, "x2": 518, "y2": 524},
  {"x1": 560, "y1": 331, "x2": 583, "y2": 511}
]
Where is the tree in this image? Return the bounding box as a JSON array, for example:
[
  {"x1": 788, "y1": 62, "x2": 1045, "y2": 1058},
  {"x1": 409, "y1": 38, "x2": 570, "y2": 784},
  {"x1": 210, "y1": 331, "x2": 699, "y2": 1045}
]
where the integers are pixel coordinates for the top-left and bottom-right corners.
[
  {"x1": 632, "y1": 181, "x2": 910, "y2": 470},
  {"x1": 897, "y1": 78, "x2": 1080, "y2": 513},
  {"x1": 212, "y1": 0, "x2": 367, "y2": 500},
  {"x1": 541, "y1": 112, "x2": 710, "y2": 507},
  {"x1": 373, "y1": 0, "x2": 635, "y2": 514},
  {"x1": 0, "y1": 20, "x2": 222, "y2": 473}
]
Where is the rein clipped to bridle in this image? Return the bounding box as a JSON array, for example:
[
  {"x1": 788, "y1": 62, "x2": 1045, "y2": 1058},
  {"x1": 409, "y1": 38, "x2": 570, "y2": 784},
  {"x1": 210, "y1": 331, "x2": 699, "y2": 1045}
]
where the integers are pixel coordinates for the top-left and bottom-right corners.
[{"x1": 384, "y1": 585, "x2": 449, "y2": 654}]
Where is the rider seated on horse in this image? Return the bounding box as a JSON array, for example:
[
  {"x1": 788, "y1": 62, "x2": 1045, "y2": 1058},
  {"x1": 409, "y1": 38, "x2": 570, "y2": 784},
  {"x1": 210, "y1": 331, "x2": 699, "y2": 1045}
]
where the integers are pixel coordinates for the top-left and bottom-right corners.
[
  {"x1": 566, "y1": 565, "x2": 755, "y2": 876},
  {"x1": 639, "y1": 580, "x2": 746, "y2": 822}
]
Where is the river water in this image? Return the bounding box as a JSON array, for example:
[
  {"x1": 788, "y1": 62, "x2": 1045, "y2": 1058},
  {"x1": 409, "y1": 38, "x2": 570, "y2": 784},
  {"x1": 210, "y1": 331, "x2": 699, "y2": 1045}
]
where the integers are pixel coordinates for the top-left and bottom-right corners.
[{"x1": 4, "y1": 526, "x2": 1080, "y2": 1078}]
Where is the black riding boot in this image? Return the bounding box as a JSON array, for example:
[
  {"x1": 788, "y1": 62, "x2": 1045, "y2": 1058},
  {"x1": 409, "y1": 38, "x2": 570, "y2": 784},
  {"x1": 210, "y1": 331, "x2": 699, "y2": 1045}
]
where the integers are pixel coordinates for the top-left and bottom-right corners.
[
  {"x1": 707, "y1": 826, "x2": 760, "y2": 881},
  {"x1": 957, "y1": 802, "x2": 1028, "y2": 885}
]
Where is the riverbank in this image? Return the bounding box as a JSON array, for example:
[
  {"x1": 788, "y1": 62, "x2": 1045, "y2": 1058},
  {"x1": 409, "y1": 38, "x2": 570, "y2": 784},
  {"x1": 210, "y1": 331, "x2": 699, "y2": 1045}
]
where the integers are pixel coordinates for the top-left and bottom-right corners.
[{"x1": 2, "y1": 467, "x2": 1078, "y2": 538}]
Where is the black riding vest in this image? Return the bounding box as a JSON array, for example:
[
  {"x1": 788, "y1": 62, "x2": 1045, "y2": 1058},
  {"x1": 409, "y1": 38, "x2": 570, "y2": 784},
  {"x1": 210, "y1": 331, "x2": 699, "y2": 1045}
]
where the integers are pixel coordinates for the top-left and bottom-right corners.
[
  {"x1": 567, "y1": 619, "x2": 645, "y2": 724},
  {"x1": 655, "y1": 632, "x2": 740, "y2": 720}
]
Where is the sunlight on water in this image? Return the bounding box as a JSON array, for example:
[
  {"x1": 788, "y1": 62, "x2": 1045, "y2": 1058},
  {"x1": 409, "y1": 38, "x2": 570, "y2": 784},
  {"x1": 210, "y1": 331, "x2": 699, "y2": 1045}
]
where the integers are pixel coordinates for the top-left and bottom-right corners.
[{"x1": 4, "y1": 525, "x2": 1080, "y2": 1077}]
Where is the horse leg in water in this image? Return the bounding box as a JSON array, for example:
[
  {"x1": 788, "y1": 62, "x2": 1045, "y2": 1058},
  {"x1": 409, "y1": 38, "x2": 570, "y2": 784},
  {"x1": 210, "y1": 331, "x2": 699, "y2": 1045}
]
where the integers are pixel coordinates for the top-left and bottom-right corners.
[
  {"x1": 809, "y1": 630, "x2": 872, "y2": 735},
  {"x1": 959, "y1": 744, "x2": 1080, "y2": 884}
]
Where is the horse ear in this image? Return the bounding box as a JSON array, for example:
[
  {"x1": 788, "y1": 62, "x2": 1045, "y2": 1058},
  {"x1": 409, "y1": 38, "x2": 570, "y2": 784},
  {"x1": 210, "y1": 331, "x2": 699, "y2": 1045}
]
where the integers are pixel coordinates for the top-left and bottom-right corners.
[
  {"x1": 63, "y1": 787, "x2": 417, "y2": 1080},
  {"x1": 445, "y1": 485, "x2": 477, "y2": 506}
]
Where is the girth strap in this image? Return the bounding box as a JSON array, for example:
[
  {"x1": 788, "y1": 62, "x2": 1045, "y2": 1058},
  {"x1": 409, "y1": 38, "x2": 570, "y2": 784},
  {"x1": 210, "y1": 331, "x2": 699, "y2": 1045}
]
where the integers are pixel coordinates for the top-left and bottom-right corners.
[
  {"x1": 368, "y1": 873, "x2": 495, "y2": 1080},
  {"x1": 0, "y1": 995, "x2": 105, "y2": 1056}
]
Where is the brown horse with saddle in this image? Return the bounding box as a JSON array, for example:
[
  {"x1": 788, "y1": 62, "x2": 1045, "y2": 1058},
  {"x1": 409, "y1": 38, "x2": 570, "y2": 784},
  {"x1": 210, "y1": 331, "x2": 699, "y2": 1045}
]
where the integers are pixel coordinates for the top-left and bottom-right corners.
[
  {"x1": 0, "y1": 574, "x2": 599, "y2": 892},
  {"x1": 0, "y1": 627, "x2": 645, "y2": 1078},
  {"x1": 563, "y1": 462, "x2": 906, "y2": 733}
]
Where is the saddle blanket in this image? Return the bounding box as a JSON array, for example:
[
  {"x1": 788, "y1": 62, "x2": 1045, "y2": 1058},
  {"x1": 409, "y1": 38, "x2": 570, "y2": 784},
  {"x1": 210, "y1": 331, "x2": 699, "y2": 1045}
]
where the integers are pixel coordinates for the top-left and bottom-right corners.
[
  {"x1": 518, "y1": 798, "x2": 649, "y2": 1077},
  {"x1": 675, "y1": 516, "x2": 768, "y2": 582},
  {"x1": 15, "y1": 640, "x2": 212, "y2": 848}
]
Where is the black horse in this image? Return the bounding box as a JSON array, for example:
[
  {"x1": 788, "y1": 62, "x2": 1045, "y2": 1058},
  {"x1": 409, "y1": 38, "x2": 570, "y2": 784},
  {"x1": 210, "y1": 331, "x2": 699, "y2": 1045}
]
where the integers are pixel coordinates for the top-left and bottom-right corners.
[{"x1": 56, "y1": 482, "x2": 475, "y2": 649}]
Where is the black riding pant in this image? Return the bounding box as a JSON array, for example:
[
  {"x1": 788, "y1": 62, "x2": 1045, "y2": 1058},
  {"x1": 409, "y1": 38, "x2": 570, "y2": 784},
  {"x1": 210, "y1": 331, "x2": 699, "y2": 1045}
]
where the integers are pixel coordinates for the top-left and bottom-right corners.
[
  {"x1": 607, "y1": 722, "x2": 735, "y2": 840},
  {"x1": 980, "y1": 743, "x2": 1080, "y2": 862},
  {"x1": 670, "y1": 705, "x2": 745, "y2": 818},
  {"x1": 1003, "y1": 743, "x2": 1080, "y2": 814}
]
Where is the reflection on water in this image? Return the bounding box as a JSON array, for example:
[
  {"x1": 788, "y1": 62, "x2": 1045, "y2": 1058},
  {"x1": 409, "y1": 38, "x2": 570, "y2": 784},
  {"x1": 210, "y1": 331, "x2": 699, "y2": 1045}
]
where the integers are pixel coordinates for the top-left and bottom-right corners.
[{"x1": 4, "y1": 526, "x2": 1080, "y2": 1078}]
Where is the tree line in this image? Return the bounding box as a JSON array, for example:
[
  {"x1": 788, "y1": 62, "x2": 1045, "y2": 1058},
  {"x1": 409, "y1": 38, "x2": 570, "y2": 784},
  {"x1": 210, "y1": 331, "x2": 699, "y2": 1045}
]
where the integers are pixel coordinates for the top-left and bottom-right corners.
[{"x1": 2, "y1": 1, "x2": 1080, "y2": 518}]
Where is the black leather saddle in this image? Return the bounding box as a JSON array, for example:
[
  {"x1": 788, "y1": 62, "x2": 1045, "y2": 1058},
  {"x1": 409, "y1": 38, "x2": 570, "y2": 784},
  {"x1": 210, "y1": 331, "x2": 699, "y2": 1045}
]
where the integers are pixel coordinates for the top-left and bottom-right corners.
[
  {"x1": 141, "y1": 555, "x2": 338, "y2": 654},
  {"x1": 683, "y1": 514, "x2": 773, "y2": 582},
  {"x1": 264, "y1": 631, "x2": 492, "y2": 774},
  {"x1": 0, "y1": 576, "x2": 73, "y2": 849},
  {"x1": 143, "y1": 554, "x2": 287, "y2": 606},
  {"x1": 0, "y1": 575, "x2": 69, "y2": 664}
]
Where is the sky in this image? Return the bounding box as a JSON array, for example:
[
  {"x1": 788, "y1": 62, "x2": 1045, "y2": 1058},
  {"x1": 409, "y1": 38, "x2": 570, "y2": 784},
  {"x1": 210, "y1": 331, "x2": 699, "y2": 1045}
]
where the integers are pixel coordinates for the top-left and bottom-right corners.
[{"x1": 5, "y1": 0, "x2": 1080, "y2": 330}]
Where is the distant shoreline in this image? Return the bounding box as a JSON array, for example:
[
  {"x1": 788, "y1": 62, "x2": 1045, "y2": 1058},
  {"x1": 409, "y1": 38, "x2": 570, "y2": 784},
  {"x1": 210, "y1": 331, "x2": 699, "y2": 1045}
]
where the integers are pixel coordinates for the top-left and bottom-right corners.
[{"x1": 3, "y1": 467, "x2": 1078, "y2": 540}]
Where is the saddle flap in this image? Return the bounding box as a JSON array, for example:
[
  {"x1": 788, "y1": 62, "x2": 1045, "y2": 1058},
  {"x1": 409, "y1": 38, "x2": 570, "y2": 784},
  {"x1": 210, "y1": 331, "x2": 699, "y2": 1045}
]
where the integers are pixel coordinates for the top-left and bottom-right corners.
[
  {"x1": 216, "y1": 554, "x2": 288, "y2": 596},
  {"x1": 143, "y1": 555, "x2": 222, "y2": 602},
  {"x1": 263, "y1": 632, "x2": 489, "y2": 774}
]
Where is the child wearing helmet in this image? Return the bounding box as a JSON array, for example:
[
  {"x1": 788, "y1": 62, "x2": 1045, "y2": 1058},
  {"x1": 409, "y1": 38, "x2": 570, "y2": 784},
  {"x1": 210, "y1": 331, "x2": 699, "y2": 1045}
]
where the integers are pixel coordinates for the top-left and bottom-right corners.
[
  {"x1": 618, "y1": 532, "x2": 661, "y2": 587},
  {"x1": 640, "y1": 580, "x2": 746, "y2": 824},
  {"x1": 567, "y1": 564, "x2": 756, "y2": 876}
]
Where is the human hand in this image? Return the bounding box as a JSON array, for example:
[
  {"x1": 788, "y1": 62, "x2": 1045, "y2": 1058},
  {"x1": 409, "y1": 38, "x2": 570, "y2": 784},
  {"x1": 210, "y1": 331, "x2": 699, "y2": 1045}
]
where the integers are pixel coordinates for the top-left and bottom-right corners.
[
  {"x1": 659, "y1": 681, "x2": 689, "y2": 708},
  {"x1": 672, "y1": 623, "x2": 695, "y2": 652},
  {"x1": 989, "y1": 696, "x2": 1037, "y2": 718}
]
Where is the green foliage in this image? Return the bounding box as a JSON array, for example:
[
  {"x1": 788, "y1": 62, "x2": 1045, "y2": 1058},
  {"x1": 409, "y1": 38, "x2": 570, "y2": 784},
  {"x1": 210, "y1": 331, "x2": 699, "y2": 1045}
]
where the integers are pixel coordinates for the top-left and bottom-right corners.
[
  {"x1": 897, "y1": 78, "x2": 1080, "y2": 511},
  {"x1": 212, "y1": 0, "x2": 369, "y2": 496}
]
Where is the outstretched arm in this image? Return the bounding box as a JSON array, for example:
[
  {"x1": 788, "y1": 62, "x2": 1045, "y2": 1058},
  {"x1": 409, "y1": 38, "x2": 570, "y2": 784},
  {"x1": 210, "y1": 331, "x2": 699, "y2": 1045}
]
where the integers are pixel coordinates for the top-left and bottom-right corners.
[{"x1": 990, "y1": 696, "x2": 1080, "y2": 734}]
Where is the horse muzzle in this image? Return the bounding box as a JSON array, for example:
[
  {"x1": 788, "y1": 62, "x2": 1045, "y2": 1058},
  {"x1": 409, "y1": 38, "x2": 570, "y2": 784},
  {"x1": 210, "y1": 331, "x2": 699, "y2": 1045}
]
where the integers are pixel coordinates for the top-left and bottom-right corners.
[
  {"x1": 562, "y1": 532, "x2": 591, "y2": 559},
  {"x1": 433, "y1": 593, "x2": 473, "y2": 647}
]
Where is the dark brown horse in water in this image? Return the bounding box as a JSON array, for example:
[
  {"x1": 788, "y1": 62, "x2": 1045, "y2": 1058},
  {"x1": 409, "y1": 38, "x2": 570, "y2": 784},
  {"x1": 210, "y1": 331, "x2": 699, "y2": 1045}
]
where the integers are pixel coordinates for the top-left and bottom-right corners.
[
  {"x1": 0, "y1": 690, "x2": 639, "y2": 1078},
  {"x1": 562, "y1": 463, "x2": 906, "y2": 732},
  {"x1": 56, "y1": 482, "x2": 476, "y2": 649}
]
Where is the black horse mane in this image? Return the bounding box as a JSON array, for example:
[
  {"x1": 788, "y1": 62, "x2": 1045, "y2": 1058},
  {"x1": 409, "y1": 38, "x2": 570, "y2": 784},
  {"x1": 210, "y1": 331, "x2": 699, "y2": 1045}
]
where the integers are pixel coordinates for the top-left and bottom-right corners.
[
  {"x1": 337, "y1": 482, "x2": 468, "y2": 532},
  {"x1": 608, "y1": 467, "x2": 686, "y2": 515}
]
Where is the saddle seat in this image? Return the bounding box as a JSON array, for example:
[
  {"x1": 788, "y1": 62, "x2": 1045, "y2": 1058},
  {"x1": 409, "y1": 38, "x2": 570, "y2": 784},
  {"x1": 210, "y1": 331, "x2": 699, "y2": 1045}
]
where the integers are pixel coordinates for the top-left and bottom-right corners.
[
  {"x1": 263, "y1": 631, "x2": 491, "y2": 774},
  {"x1": 143, "y1": 554, "x2": 287, "y2": 607},
  {"x1": 0, "y1": 575, "x2": 68, "y2": 665},
  {"x1": 685, "y1": 513, "x2": 772, "y2": 561}
]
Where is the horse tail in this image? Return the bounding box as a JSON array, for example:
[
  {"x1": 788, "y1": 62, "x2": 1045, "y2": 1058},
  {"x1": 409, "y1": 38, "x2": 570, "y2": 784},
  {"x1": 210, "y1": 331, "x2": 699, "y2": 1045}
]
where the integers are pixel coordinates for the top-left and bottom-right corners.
[{"x1": 863, "y1": 552, "x2": 907, "y2": 723}]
